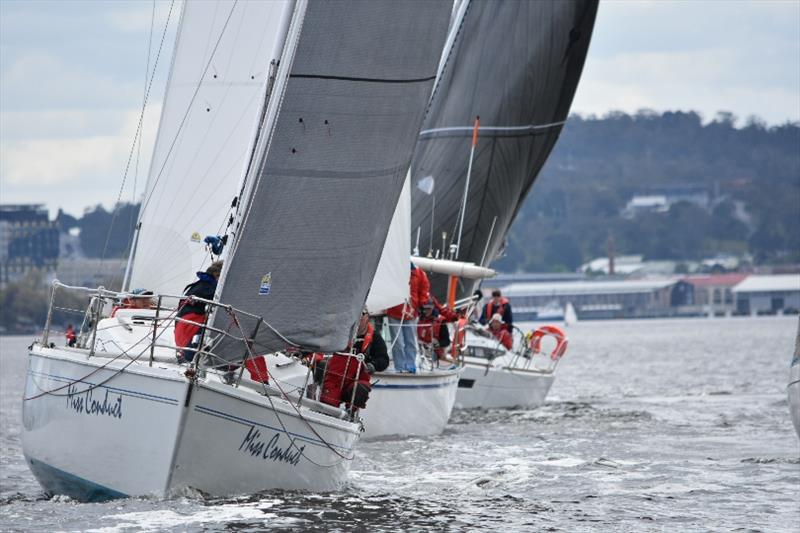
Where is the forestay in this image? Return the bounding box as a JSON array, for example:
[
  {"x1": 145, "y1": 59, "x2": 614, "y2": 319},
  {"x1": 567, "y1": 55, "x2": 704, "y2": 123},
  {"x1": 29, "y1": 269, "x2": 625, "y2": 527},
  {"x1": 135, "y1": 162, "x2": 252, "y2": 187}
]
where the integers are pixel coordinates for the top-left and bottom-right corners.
[
  {"x1": 213, "y1": 0, "x2": 451, "y2": 356},
  {"x1": 409, "y1": 0, "x2": 598, "y2": 299},
  {"x1": 129, "y1": 0, "x2": 294, "y2": 296}
]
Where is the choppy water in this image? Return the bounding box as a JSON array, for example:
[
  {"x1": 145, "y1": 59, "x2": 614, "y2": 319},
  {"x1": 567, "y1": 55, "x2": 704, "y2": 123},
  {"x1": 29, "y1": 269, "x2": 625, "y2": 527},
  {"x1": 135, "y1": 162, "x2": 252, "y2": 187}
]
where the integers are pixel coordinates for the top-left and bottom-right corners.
[{"x1": 1, "y1": 317, "x2": 799, "y2": 532}]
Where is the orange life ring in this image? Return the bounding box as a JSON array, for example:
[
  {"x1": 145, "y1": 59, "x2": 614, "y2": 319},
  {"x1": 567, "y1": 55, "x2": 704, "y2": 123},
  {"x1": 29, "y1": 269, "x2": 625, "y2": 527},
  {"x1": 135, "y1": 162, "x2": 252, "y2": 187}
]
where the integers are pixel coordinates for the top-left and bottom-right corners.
[
  {"x1": 529, "y1": 325, "x2": 569, "y2": 360},
  {"x1": 450, "y1": 317, "x2": 467, "y2": 357}
]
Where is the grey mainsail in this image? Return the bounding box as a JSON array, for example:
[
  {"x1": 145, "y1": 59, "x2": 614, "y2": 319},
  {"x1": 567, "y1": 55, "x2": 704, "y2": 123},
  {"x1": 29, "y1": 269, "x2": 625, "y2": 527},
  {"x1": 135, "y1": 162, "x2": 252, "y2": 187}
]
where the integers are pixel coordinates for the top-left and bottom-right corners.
[
  {"x1": 410, "y1": 0, "x2": 599, "y2": 299},
  {"x1": 213, "y1": 0, "x2": 451, "y2": 356}
]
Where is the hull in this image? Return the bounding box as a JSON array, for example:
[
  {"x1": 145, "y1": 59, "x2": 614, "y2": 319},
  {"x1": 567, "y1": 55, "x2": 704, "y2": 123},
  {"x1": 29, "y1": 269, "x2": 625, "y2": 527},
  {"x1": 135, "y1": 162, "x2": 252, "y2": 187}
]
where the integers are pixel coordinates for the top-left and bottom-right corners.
[
  {"x1": 454, "y1": 327, "x2": 559, "y2": 410},
  {"x1": 360, "y1": 368, "x2": 461, "y2": 439},
  {"x1": 169, "y1": 377, "x2": 359, "y2": 495},
  {"x1": 789, "y1": 362, "x2": 800, "y2": 439},
  {"x1": 455, "y1": 362, "x2": 554, "y2": 410},
  {"x1": 21, "y1": 343, "x2": 360, "y2": 500},
  {"x1": 22, "y1": 345, "x2": 189, "y2": 500}
]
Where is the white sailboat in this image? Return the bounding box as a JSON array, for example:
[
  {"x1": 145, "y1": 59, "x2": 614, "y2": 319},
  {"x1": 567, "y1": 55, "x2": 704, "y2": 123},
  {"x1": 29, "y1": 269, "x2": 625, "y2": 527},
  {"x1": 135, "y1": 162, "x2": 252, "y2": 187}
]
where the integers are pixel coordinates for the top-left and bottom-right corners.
[
  {"x1": 359, "y1": 177, "x2": 462, "y2": 440},
  {"x1": 21, "y1": 0, "x2": 451, "y2": 500},
  {"x1": 455, "y1": 323, "x2": 567, "y2": 410}
]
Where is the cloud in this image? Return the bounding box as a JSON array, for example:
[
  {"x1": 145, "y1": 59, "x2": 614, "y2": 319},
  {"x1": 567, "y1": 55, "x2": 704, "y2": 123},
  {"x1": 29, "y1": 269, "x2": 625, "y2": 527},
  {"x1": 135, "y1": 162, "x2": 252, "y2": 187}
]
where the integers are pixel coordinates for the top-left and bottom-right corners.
[
  {"x1": 571, "y1": 0, "x2": 800, "y2": 125},
  {"x1": 0, "y1": 105, "x2": 161, "y2": 213}
]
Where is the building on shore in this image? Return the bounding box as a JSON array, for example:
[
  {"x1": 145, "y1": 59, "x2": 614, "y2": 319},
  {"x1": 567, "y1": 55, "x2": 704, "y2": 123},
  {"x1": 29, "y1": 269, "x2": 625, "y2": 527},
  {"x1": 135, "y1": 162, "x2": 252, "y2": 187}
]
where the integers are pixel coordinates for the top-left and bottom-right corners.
[
  {"x1": 0, "y1": 204, "x2": 59, "y2": 288},
  {"x1": 732, "y1": 275, "x2": 800, "y2": 315},
  {"x1": 683, "y1": 273, "x2": 748, "y2": 316},
  {"x1": 497, "y1": 278, "x2": 694, "y2": 320}
]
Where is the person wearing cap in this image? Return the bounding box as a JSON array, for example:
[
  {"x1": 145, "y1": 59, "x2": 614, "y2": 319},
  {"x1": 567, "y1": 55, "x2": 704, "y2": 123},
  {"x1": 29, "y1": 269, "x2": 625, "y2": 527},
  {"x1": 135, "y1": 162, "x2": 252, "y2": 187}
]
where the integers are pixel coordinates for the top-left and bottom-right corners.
[
  {"x1": 353, "y1": 309, "x2": 389, "y2": 373},
  {"x1": 488, "y1": 313, "x2": 513, "y2": 350},
  {"x1": 174, "y1": 261, "x2": 223, "y2": 362},
  {"x1": 480, "y1": 288, "x2": 513, "y2": 333},
  {"x1": 417, "y1": 300, "x2": 451, "y2": 362},
  {"x1": 127, "y1": 289, "x2": 155, "y2": 309}
]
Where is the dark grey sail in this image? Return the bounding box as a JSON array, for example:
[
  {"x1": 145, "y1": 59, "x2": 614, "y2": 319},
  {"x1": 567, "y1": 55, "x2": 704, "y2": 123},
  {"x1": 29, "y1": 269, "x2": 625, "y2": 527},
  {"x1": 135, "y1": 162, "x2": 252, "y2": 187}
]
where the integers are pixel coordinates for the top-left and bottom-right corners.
[
  {"x1": 213, "y1": 0, "x2": 451, "y2": 356},
  {"x1": 410, "y1": 0, "x2": 598, "y2": 299}
]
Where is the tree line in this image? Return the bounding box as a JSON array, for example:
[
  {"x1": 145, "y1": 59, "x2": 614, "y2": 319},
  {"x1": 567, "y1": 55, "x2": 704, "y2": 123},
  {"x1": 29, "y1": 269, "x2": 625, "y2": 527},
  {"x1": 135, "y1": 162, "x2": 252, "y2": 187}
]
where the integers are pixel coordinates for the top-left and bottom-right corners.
[{"x1": 494, "y1": 110, "x2": 800, "y2": 272}]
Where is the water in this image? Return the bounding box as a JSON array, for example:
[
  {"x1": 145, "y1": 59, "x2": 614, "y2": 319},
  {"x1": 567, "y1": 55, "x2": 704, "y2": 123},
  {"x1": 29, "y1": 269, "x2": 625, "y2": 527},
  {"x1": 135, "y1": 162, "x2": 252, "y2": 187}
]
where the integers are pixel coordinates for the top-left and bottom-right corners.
[{"x1": 2, "y1": 317, "x2": 798, "y2": 532}]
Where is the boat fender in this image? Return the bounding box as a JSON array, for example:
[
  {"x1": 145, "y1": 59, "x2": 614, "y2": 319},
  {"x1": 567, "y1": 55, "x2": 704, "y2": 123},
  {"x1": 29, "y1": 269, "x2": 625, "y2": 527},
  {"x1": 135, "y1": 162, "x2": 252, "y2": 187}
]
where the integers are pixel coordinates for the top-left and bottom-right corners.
[
  {"x1": 450, "y1": 317, "x2": 467, "y2": 357},
  {"x1": 529, "y1": 325, "x2": 569, "y2": 360}
]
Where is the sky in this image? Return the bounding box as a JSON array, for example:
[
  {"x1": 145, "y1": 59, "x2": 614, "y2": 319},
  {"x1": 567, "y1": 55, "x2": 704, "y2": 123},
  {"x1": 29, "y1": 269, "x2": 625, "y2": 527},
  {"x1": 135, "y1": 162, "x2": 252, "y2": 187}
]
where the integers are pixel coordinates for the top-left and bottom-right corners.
[{"x1": 1, "y1": 0, "x2": 798, "y2": 217}]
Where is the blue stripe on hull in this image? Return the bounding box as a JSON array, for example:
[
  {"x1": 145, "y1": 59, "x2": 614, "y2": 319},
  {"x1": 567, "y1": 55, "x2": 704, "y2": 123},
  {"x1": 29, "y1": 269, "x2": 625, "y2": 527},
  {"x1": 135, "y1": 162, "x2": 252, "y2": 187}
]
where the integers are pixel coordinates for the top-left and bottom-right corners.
[
  {"x1": 25, "y1": 455, "x2": 128, "y2": 502},
  {"x1": 372, "y1": 382, "x2": 454, "y2": 389}
]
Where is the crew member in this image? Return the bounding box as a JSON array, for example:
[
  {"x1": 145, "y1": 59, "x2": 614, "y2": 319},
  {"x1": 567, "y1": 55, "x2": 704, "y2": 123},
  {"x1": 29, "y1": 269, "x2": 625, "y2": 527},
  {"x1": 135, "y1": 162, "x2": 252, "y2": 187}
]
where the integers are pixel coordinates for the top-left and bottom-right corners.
[
  {"x1": 353, "y1": 309, "x2": 390, "y2": 373},
  {"x1": 480, "y1": 289, "x2": 513, "y2": 332},
  {"x1": 488, "y1": 313, "x2": 513, "y2": 350},
  {"x1": 385, "y1": 264, "x2": 430, "y2": 373},
  {"x1": 174, "y1": 261, "x2": 223, "y2": 362},
  {"x1": 417, "y1": 300, "x2": 451, "y2": 361},
  {"x1": 65, "y1": 324, "x2": 76, "y2": 347}
]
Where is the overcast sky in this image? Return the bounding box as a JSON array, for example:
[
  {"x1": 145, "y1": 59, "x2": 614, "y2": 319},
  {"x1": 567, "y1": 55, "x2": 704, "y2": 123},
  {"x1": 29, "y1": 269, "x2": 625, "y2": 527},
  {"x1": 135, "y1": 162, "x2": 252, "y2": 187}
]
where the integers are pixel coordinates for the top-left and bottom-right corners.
[{"x1": 1, "y1": 0, "x2": 798, "y2": 217}]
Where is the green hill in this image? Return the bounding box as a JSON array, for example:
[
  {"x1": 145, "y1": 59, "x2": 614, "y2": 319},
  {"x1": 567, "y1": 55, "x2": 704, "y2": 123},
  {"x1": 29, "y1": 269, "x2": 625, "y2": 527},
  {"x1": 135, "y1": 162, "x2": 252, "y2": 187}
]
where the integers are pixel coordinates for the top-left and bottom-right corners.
[{"x1": 494, "y1": 110, "x2": 800, "y2": 272}]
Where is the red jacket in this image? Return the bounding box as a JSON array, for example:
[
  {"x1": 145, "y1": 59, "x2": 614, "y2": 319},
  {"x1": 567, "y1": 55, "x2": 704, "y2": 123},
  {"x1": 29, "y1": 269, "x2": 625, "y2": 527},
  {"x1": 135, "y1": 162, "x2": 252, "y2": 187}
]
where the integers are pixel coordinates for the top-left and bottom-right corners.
[
  {"x1": 387, "y1": 266, "x2": 430, "y2": 320},
  {"x1": 491, "y1": 327, "x2": 513, "y2": 350}
]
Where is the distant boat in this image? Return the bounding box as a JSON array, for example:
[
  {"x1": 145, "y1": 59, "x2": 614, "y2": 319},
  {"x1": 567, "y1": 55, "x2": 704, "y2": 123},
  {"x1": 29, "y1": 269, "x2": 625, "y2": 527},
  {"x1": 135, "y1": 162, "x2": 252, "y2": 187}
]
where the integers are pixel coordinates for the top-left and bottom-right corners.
[
  {"x1": 564, "y1": 302, "x2": 578, "y2": 326},
  {"x1": 789, "y1": 318, "x2": 800, "y2": 439}
]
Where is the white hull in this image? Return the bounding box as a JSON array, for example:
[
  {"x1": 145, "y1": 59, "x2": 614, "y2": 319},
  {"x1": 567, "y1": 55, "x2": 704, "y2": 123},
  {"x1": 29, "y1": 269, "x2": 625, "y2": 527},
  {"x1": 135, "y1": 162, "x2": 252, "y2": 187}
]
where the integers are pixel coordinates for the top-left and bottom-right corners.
[
  {"x1": 23, "y1": 346, "x2": 188, "y2": 499},
  {"x1": 454, "y1": 327, "x2": 560, "y2": 410},
  {"x1": 170, "y1": 377, "x2": 358, "y2": 495},
  {"x1": 22, "y1": 344, "x2": 359, "y2": 500},
  {"x1": 455, "y1": 361, "x2": 554, "y2": 410},
  {"x1": 360, "y1": 368, "x2": 461, "y2": 439},
  {"x1": 789, "y1": 362, "x2": 800, "y2": 439}
]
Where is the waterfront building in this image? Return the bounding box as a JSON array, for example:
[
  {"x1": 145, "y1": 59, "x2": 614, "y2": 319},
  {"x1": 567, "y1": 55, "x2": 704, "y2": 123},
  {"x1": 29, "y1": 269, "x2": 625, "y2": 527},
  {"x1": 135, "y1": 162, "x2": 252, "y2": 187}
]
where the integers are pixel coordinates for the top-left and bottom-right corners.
[
  {"x1": 499, "y1": 278, "x2": 694, "y2": 320},
  {"x1": 0, "y1": 204, "x2": 59, "y2": 288},
  {"x1": 732, "y1": 275, "x2": 800, "y2": 315},
  {"x1": 683, "y1": 273, "x2": 748, "y2": 316}
]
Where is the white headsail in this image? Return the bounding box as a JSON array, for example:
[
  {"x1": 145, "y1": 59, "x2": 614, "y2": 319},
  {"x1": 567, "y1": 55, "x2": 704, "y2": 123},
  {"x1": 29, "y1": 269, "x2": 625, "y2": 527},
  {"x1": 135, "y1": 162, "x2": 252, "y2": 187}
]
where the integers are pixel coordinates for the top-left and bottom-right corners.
[
  {"x1": 366, "y1": 175, "x2": 411, "y2": 313},
  {"x1": 128, "y1": 0, "x2": 294, "y2": 295}
]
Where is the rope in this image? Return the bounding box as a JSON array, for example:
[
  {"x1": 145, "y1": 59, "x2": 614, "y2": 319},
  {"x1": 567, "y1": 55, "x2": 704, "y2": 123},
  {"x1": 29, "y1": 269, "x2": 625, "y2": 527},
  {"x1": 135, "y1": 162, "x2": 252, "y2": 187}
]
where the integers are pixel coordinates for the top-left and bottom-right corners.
[
  {"x1": 227, "y1": 309, "x2": 355, "y2": 467},
  {"x1": 138, "y1": 0, "x2": 240, "y2": 222},
  {"x1": 24, "y1": 305, "x2": 183, "y2": 401},
  {"x1": 100, "y1": 0, "x2": 177, "y2": 265}
]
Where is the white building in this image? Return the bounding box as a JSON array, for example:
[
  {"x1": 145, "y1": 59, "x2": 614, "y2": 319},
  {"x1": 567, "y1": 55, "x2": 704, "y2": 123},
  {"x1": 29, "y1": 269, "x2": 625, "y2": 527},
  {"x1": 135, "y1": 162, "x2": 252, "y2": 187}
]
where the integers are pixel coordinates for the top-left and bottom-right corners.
[{"x1": 732, "y1": 275, "x2": 800, "y2": 315}]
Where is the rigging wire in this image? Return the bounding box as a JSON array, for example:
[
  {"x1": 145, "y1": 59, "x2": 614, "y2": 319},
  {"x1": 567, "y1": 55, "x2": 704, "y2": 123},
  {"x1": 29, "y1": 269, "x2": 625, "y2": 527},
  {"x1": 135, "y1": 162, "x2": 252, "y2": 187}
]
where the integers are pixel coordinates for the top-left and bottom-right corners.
[
  {"x1": 99, "y1": 0, "x2": 177, "y2": 268},
  {"x1": 137, "y1": 0, "x2": 240, "y2": 223}
]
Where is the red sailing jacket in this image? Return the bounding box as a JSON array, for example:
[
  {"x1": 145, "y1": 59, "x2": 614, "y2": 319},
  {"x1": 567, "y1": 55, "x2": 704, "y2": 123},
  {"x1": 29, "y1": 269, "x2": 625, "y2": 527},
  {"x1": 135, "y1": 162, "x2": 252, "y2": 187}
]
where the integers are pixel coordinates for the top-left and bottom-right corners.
[{"x1": 387, "y1": 266, "x2": 431, "y2": 320}]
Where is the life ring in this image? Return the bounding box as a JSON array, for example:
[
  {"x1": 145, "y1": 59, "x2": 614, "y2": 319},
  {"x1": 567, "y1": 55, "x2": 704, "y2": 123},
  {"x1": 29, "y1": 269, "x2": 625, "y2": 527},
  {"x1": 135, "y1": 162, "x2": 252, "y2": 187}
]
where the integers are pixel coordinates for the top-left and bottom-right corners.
[
  {"x1": 529, "y1": 325, "x2": 568, "y2": 360},
  {"x1": 450, "y1": 317, "x2": 467, "y2": 357}
]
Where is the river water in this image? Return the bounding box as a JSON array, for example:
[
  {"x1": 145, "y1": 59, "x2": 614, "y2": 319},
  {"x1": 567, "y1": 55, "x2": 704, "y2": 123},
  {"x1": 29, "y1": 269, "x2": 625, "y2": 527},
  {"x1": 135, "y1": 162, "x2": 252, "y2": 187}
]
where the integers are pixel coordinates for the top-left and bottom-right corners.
[{"x1": 1, "y1": 317, "x2": 798, "y2": 532}]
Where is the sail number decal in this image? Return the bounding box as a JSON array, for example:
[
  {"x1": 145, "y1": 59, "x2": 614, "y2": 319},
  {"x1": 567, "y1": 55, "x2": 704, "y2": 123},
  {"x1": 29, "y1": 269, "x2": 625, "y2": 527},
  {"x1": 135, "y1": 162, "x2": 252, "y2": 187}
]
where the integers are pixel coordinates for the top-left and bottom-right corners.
[
  {"x1": 239, "y1": 425, "x2": 304, "y2": 466},
  {"x1": 66, "y1": 384, "x2": 123, "y2": 419}
]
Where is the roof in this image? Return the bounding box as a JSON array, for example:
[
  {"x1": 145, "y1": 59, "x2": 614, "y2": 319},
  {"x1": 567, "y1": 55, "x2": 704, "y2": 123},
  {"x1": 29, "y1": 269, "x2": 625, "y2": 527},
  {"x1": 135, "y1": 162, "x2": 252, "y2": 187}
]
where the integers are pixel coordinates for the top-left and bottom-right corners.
[
  {"x1": 732, "y1": 274, "x2": 800, "y2": 293},
  {"x1": 502, "y1": 278, "x2": 681, "y2": 297},
  {"x1": 684, "y1": 273, "x2": 748, "y2": 288}
]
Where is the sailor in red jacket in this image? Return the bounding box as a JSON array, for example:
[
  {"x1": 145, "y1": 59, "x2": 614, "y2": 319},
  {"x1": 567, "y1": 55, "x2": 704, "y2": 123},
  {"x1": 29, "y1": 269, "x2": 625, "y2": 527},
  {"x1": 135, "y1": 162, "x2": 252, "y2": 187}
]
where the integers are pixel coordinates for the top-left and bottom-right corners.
[
  {"x1": 480, "y1": 289, "x2": 513, "y2": 332},
  {"x1": 417, "y1": 300, "x2": 451, "y2": 362},
  {"x1": 488, "y1": 313, "x2": 513, "y2": 351},
  {"x1": 385, "y1": 264, "x2": 430, "y2": 372}
]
